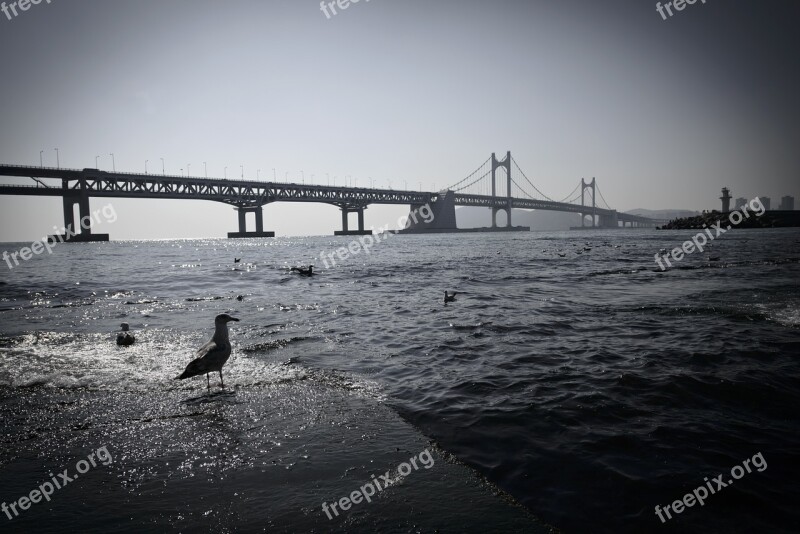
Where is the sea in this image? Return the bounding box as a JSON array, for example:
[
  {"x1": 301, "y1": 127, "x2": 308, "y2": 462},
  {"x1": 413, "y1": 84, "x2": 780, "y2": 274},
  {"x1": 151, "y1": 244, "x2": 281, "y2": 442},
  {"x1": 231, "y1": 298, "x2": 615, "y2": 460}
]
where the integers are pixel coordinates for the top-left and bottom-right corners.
[{"x1": 1, "y1": 228, "x2": 799, "y2": 533}]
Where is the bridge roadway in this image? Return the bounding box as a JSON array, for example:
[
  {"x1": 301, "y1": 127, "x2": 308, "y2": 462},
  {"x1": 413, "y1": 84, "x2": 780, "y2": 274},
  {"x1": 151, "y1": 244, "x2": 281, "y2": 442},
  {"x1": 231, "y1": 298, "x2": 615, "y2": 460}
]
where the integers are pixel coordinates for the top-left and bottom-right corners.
[{"x1": 0, "y1": 165, "x2": 658, "y2": 238}]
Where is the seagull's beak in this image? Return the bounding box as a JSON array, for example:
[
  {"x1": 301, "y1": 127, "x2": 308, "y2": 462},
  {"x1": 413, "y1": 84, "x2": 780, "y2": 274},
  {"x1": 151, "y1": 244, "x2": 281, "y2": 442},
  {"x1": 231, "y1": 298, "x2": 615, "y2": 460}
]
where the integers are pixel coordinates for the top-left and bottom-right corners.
[{"x1": 228, "y1": 317, "x2": 240, "y2": 322}]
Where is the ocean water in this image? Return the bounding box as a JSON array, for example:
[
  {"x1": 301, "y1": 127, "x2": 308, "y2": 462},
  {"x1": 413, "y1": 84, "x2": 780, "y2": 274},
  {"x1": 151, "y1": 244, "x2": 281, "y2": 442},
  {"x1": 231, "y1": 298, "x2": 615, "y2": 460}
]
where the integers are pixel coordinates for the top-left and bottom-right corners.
[{"x1": 1, "y1": 228, "x2": 799, "y2": 533}]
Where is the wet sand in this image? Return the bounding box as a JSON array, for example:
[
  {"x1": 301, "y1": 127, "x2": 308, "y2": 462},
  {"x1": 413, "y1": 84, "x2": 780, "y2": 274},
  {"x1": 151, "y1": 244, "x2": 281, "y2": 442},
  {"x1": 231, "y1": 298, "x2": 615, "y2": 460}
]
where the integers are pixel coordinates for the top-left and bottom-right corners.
[{"x1": 0, "y1": 380, "x2": 554, "y2": 533}]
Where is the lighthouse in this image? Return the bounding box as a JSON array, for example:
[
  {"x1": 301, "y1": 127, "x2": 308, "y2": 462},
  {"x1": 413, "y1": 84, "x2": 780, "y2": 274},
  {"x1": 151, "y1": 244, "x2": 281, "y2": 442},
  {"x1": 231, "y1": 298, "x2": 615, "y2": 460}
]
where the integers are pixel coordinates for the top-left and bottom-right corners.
[{"x1": 720, "y1": 187, "x2": 732, "y2": 213}]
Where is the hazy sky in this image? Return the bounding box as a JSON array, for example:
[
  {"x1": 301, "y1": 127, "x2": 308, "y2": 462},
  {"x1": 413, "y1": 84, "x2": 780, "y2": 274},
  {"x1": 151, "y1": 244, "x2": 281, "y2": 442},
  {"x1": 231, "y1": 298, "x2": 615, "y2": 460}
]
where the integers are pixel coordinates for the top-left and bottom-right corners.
[{"x1": 0, "y1": 0, "x2": 798, "y2": 240}]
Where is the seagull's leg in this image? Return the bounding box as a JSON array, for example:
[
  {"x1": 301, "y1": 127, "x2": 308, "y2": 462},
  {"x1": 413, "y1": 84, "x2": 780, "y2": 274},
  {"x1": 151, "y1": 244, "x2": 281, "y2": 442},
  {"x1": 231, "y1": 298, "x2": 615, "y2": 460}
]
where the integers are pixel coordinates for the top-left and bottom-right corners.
[
  {"x1": 206, "y1": 373, "x2": 210, "y2": 389},
  {"x1": 220, "y1": 370, "x2": 224, "y2": 389}
]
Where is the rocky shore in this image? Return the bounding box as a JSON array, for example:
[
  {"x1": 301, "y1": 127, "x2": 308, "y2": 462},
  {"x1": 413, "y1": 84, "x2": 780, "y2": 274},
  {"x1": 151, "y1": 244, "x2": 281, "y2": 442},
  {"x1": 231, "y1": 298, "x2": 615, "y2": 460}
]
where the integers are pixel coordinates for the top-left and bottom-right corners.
[{"x1": 659, "y1": 210, "x2": 800, "y2": 230}]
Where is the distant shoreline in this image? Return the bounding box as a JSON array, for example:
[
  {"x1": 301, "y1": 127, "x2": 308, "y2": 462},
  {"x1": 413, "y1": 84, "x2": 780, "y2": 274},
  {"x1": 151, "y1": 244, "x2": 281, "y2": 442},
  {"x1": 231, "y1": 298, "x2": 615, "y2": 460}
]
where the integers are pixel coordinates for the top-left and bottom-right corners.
[{"x1": 659, "y1": 210, "x2": 800, "y2": 230}]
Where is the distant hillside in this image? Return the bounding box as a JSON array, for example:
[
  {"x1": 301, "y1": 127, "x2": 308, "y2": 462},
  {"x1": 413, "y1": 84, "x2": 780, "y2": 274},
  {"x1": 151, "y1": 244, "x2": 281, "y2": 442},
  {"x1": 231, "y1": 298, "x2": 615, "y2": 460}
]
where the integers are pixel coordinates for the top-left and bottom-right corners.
[
  {"x1": 456, "y1": 207, "x2": 580, "y2": 231},
  {"x1": 626, "y1": 208, "x2": 699, "y2": 220}
]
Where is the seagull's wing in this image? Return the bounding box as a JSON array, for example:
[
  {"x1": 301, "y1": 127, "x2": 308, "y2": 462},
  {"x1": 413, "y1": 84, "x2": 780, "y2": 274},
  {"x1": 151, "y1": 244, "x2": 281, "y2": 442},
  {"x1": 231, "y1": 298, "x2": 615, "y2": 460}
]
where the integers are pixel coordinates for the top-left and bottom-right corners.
[
  {"x1": 196, "y1": 339, "x2": 218, "y2": 359},
  {"x1": 176, "y1": 338, "x2": 223, "y2": 380}
]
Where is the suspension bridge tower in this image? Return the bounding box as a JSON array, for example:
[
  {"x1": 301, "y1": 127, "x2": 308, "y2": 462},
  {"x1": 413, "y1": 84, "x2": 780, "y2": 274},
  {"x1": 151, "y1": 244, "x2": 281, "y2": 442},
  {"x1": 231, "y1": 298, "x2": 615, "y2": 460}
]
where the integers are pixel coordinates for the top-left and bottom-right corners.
[
  {"x1": 491, "y1": 151, "x2": 512, "y2": 228},
  {"x1": 580, "y1": 177, "x2": 597, "y2": 228}
]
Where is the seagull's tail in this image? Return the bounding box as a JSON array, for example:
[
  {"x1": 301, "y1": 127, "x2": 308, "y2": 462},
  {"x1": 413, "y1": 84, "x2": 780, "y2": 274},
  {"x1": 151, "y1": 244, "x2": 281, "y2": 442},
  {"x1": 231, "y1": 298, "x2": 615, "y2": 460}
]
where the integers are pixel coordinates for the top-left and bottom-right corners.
[{"x1": 175, "y1": 358, "x2": 206, "y2": 380}]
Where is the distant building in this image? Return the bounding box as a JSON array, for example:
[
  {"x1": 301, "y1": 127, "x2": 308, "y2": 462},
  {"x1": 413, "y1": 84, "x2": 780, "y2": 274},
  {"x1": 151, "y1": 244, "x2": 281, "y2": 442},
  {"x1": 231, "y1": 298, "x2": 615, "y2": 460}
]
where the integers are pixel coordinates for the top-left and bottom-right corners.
[
  {"x1": 780, "y1": 196, "x2": 795, "y2": 211},
  {"x1": 720, "y1": 187, "x2": 732, "y2": 212},
  {"x1": 734, "y1": 197, "x2": 747, "y2": 210},
  {"x1": 761, "y1": 197, "x2": 771, "y2": 211}
]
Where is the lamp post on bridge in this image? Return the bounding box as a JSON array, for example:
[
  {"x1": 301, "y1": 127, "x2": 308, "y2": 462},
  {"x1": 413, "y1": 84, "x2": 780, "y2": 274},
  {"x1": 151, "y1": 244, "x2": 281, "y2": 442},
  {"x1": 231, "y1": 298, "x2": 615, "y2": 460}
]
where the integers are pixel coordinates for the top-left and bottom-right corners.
[
  {"x1": 145, "y1": 160, "x2": 149, "y2": 174},
  {"x1": 240, "y1": 165, "x2": 244, "y2": 179},
  {"x1": 109, "y1": 153, "x2": 115, "y2": 172},
  {"x1": 95, "y1": 155, "x2": 100, "y2": 168},
  {"x1": 39, "y1": 150, "x2": 44, "y2": 168},
  {"x1": 187, "y1": 163, "x2": 191, "y2": 177},
  {"x1": 54, "y1": 148, "x2": 59, "y2": 168},
  {"x1": 224, "y1": 166, "x2": 228, "y2": 179}
]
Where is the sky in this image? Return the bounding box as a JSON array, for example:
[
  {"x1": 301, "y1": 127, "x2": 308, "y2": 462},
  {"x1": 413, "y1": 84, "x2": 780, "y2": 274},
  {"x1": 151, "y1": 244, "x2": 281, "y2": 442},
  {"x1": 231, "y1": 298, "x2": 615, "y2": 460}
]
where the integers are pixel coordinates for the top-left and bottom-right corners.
[{"x1": 0, "y1": 0, "x2": 798, "y2": 240}]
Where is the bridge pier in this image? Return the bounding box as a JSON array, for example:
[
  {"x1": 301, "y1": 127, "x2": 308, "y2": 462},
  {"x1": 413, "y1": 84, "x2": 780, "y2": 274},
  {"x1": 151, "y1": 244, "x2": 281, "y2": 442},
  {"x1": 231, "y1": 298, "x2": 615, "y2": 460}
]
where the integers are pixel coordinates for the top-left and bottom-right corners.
[
  {"x1": 491, "y1": 207, "x2": 513, "y2": 228},
  {"x1": 598, "y1": 210, "x2": 619, "y2": 228},
  {"x1": 228, "y1": 206, "x2": 275, "y2": 238},
  {"x1": 335, "y1": 207, "x2": 371, "y2": 236},
  {"x1": 51, "y1": 193, "x2": 109, "y2": 242}
]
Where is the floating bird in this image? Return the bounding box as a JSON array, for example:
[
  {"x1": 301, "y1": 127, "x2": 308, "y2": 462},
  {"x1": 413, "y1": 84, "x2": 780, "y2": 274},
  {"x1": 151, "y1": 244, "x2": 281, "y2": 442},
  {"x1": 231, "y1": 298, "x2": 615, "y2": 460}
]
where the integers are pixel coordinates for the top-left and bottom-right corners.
[
  {"x1": 558, "y1": 253, "x2": 567, "y2": 258},
  {"x1": 116, "y1": 323, "x2": 135, "y2": 346},
  {"x1": 290, "y1": 265, "x2": 314, "y2": 276},
  {"x1": 444, "y1": 291, "x2": 457, "y2": 304},
  {"x1": 175, "y1": 314, "x2": 240, "y2": 388},
  {"x1": 236, "y1": 295, "x2": 244, "y2": 301},
  {"x1": 234, "y1": 258, "x2": 241, "y2": 263}
]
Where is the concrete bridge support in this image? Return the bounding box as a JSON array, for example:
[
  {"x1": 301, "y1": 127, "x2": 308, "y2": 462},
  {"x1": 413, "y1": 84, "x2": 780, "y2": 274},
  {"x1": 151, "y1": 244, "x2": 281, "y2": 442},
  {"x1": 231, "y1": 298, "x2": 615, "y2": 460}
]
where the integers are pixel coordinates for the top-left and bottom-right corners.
[
  {"x1": 492, "y1": 207, "x2": 510, "y2": 228},
  {"x1": 228, "y1": 205, "x2": 275, "y2": 238},
  {"x1": 51, "y1": 193, "x2": 109, "y2": 242},
  {"x1": 335, "y1": 206, "x2": 371, "y2": 236},
  {"x1": 581, "y1": 178, "x2": 597, "y2": 228},
  {"x1": 598, "y1": 210, "x2": 619, "y2": 228},
  {"x1": 491, "y1": 151, "x2": 513, "y2": 228}
]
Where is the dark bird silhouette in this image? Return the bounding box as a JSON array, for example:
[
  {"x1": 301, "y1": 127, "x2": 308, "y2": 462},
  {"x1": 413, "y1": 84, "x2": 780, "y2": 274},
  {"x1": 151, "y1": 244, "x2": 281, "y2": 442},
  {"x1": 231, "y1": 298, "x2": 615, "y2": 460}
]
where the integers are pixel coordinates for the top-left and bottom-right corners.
[
  {"x1": 116, "y1": 323, "x2": 135, "y2": 346},
  {"x1": 290, "y1": 265, "x2": 314, "y2": 276},
  {"x1": 444, "y1": 291, "x2": 457, "y2": 304},
  {"x1": 234, "y1": 258, "x2": 241, "y2": 263},
  {"x1": 175, "y1": 314, "x2": 240, "y2": 388}
]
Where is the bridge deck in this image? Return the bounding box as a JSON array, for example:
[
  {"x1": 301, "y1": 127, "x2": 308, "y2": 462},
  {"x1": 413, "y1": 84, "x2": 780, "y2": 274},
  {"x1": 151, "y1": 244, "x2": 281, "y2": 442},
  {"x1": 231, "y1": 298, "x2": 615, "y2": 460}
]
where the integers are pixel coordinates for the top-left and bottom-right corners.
[{"x1": 0, "y1": 164, "x2": 658, "y2": 225}]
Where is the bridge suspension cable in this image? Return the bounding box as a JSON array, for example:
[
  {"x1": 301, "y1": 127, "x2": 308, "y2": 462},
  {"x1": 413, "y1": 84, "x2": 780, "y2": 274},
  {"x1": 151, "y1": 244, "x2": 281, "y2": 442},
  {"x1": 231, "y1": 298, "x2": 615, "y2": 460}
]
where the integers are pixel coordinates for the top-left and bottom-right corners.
[
  {"x1": 452, "y1": 168, "x2": 492, "y2": 193},
  {"x1": 447, "y1": 157, "x2": 492, "y2": 192},
  {"x1": 555, "y1": 181, "x2": 583, "y2": 204},
  {"x1": 595, "y1": 183, "x2": 613, "y2": 210},
  {"x1": 510, "y1": 157, "x2": 556, "y2": 202}
]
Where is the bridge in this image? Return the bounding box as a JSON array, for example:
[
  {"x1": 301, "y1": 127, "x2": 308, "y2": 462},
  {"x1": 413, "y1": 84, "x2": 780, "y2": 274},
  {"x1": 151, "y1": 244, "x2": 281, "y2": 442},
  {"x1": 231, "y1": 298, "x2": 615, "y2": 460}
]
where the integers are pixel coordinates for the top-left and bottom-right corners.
[{"x1": 0, "y1": 151, "x2": 659, "y2": 240}]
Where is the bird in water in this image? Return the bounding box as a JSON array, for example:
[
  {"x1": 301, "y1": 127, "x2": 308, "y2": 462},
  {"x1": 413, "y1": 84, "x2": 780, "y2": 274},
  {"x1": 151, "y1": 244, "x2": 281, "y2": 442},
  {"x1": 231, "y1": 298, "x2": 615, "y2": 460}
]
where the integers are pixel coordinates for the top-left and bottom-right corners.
[
  {"x1": 116, "y1": 323, "x2": 135, "y2": 346},
  {"x1": 290, "y1": 265, "x2": 314, "y2": 276},
  {"x1": 444, "y1": 291, "x2": 457, "y2": 304},
  {"x1": 234, "y1": 258, "x2": 241, "y2": 263},
  {"x1": 175, "y1": 313, "x2": 240, "y2": 389}
]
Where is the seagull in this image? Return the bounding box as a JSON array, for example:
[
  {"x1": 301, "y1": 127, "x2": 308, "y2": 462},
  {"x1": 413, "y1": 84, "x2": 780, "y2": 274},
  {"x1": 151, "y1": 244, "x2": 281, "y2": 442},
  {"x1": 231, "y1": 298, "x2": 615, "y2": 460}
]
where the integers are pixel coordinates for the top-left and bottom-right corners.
[
  {"x1": 175, "y1": 314, "x2": 240, "y2": 389},
  {"x1": 444, "y1": 291, "x2": 457, "y2": 304},
  {"x1": 116, "y1": 323, "x2": 135, "y2": 346},
  {"x1": 290, "y1": 265, "x2": 314, "y2": 276}
]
